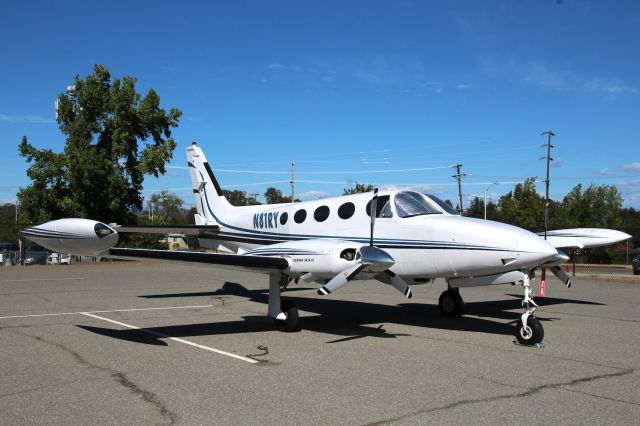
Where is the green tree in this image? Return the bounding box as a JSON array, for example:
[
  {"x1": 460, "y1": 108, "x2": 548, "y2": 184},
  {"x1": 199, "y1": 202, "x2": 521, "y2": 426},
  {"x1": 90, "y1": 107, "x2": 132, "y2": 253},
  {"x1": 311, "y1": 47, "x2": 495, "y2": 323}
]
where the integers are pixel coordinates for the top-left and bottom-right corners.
[
  {"x1": 553, "y1": 183, "x2": 623, "y2": 229},
  {"x1": 18, "y1": 64, "x2": 181, "y2": 225},
  {"x1": 497, "y1": 178, "x2": 545, "y2": 231},
  {"x1": 343, "y1": 182, "x2": 375, "y2": 195},
  {"x1": 146, "y1": 191, "x2": 187, "y2": 224},
  {"x1": 122, "y1": 191, "x2": 190, "y2": 249},
  {"x1": 223, "y1": 190, "x2": 261, "y2": 206},
  {"x1": 264, "y1": 187, "x2": 290, "y2": 204},
  {"x1": 552, "y1": 183, "x2": 624, "y2": 263},
  {"x1": 465, "y1": 197, "x2": 485, "y2": 219},
  {"x1": 621, "y1": 207, "x2": 640, "y2": 252},
  {"x1": 0, "y1": 203, "x2": 19, "y2": 243}
]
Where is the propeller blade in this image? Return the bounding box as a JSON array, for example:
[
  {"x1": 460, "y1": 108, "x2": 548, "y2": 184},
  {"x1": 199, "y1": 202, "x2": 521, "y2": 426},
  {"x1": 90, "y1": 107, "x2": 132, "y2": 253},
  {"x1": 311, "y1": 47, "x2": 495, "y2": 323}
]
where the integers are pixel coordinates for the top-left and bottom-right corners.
[
  {"x1": 318, "y1": 264, "x2": 364, "y2": 295},
  {"x1": 370, "y1": 188, "x2": 378, "y2": 247},
  {"x1": 384, "y1": 270, "x2": 413, "y2": 299},
  {"x1": 550, "y1": 265, "x2": 572, "y2": 288}
]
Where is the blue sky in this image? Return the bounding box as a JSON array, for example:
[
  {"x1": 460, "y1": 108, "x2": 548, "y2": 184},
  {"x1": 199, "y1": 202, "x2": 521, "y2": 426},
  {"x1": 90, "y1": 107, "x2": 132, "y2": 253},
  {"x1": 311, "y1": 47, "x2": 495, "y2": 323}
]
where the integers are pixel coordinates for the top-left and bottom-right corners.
[{"x1": 1, "y1": 1, "x2": 639, "y2": 211}]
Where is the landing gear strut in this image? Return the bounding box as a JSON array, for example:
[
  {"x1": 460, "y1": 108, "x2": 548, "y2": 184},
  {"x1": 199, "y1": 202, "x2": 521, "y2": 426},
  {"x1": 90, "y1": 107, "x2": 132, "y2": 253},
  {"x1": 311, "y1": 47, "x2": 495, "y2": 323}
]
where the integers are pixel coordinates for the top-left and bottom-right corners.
[
  {"x1": 439, "y1": 288, "x2": 464, "y2": 317},
  {"x1": 514, "y1": 273, "x2": 544, "y2": 345},
  {"x1": 268, "y1": 273, "x2": 300, "y2": 332}
]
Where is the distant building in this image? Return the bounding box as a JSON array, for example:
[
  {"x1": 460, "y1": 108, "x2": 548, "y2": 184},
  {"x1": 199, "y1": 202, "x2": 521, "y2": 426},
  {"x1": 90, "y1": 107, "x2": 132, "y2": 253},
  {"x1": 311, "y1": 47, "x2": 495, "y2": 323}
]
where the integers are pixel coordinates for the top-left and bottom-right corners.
[{"x1": 164, "y1": 234, "x2": 188, "y2": 251}]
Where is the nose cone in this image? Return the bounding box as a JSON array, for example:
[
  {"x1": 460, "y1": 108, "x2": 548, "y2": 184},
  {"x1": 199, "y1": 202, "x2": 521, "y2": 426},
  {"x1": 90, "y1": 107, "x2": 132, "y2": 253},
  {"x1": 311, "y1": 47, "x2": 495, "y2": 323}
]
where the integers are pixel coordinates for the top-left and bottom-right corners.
[
  {"x1": 517, "y1": 230, "x2": 559, "y2": 266},
  {"x1": 445, "y1": 216, "x2": 559, "y2": 273}
]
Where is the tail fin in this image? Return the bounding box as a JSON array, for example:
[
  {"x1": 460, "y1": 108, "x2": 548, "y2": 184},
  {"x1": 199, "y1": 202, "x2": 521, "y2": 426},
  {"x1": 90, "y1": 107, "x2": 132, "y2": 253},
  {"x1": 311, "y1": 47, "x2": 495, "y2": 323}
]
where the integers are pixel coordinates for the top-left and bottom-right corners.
[{"x1": 186, "y1": 142, "x2": 233, "y2": 225}]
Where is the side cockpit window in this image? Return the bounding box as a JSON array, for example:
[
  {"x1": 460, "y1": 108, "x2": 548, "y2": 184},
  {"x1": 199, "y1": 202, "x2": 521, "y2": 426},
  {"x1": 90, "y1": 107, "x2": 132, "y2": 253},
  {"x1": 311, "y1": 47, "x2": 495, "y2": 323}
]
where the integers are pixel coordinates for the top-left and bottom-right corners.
[
  {"x1": 394, "y1": 191, "x2": 442, "y2": 218},
  {"x1": 425, "y1": 194, "x2": 458, "y2": 215},
  {"x1": 366, "y1": 195, "x2": 393, "y2": 218}
]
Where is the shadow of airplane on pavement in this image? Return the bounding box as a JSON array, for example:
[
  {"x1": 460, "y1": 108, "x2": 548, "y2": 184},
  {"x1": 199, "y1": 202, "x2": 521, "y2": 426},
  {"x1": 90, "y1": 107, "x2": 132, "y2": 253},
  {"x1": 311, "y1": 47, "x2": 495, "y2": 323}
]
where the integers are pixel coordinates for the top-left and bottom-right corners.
[{"x1": 77, "y1": 282, "x2": 604, "y2": 346}]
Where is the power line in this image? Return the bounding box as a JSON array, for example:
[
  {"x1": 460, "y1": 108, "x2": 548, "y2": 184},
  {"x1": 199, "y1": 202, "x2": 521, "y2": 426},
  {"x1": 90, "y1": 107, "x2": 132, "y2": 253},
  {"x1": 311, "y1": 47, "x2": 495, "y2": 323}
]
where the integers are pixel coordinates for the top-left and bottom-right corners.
[{"x1": 215, "y1": 165, "x2": 454, "y2": 175}]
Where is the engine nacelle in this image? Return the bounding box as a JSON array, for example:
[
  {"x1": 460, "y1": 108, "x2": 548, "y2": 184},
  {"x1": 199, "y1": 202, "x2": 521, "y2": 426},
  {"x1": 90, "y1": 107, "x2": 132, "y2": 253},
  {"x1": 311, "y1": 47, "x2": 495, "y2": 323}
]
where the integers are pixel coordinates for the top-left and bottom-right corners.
[
  {"x1": 21, "y1": 218, "x2": 119, "y2": 255},
  {"x1": 249, "y1": 239, "x2": 363, "y2": 279}
]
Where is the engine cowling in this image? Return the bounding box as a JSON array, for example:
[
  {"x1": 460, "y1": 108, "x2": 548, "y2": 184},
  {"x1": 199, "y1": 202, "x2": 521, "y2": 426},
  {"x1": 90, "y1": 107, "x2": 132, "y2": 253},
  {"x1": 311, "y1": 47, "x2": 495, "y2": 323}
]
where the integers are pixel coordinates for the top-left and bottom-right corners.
[
  {"x1": 21, "y1": 218, "x2": 119, "y2": 255},
  {"x1": 246, "y1": 239, "x2": 363, "y2": 279}
]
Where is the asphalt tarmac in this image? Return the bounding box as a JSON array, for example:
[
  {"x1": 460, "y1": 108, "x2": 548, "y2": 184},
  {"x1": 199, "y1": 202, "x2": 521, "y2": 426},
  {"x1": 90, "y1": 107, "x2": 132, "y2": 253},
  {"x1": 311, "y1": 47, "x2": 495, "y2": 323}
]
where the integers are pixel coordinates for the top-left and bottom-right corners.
[{"x1": 1, "y1": 262, "x2": 638, "y2": 425}]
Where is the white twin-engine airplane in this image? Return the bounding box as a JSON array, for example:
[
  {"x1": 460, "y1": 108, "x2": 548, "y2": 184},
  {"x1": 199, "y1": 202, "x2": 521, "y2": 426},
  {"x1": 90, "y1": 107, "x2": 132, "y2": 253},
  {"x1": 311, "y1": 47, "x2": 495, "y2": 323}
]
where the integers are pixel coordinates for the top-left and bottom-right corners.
[{"x1": 22, "y1": 142, "x2": 631, "y2": 345}]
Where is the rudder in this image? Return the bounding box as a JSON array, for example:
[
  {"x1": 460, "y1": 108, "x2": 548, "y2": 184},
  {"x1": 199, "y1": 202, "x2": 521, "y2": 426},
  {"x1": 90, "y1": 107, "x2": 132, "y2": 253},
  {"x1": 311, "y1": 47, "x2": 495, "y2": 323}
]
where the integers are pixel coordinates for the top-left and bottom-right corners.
[{"x1": 186, "y1": 142, "x2": 233, "y2": 225}]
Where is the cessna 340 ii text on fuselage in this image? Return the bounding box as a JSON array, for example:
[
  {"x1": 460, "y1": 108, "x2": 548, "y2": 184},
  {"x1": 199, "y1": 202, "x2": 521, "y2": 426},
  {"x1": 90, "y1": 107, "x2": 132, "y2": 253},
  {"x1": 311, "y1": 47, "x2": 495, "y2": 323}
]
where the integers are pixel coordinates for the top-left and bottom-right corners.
[{"x1": 22, "y1": 143, "x2": 631, "y2": 345}]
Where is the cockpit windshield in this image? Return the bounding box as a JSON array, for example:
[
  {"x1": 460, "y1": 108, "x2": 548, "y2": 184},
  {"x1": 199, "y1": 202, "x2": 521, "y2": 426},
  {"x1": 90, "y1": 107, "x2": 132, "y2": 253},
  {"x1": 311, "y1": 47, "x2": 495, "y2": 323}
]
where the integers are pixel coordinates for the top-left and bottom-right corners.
[
  {"x1": 394, "y1": 191, "x2": 443, "y2": 218},
  {"x1": 424, "y1": 194, "x2": 459, "y2": 215}
]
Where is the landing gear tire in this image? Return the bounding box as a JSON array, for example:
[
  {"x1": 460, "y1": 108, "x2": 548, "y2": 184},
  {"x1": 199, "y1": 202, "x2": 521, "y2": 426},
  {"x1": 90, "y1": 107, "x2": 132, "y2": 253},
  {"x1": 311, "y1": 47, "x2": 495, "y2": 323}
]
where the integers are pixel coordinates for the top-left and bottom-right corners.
[
  {"x1": 515, "y1": 317, "x2": 544, "y2": 345},
  {"x1": 438, "y1": 290, "x2": 464, "y2": 317},
  {"x1": 274, "y1": 300, "x2": 300, "y2": 332}
]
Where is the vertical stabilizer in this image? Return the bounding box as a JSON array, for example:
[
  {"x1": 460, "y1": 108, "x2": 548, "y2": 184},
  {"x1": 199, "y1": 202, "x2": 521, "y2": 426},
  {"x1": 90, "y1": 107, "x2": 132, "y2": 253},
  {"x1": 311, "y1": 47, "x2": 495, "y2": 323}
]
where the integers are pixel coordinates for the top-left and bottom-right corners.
[{"x1": 186, "y1": 143, "x2": 233, "y2": 225}]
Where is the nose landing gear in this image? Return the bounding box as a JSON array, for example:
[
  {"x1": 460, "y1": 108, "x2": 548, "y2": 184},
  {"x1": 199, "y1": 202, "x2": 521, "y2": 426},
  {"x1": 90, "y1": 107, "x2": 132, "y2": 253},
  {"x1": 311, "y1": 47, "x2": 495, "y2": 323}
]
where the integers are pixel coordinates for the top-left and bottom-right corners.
[{"x1": 514, "y1": 273, "x2": 544, "y2": 346}]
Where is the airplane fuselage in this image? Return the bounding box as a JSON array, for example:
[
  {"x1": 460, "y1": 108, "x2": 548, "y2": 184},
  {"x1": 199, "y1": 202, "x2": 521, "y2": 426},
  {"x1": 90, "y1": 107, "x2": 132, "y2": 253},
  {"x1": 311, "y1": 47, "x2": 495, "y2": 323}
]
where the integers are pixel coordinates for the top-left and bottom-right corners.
[{"x1": 195, "y1": 190, "x2": 557, "y2": 281}]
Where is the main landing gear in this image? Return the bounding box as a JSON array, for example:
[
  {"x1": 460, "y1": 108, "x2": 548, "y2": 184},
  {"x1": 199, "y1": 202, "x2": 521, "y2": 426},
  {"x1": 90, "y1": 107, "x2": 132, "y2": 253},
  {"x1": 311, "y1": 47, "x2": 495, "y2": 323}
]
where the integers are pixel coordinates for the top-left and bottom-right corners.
[
  {"x1": 438, "y1": 288, "x2": 464, "y2": 317},
  {"x1": 268, "y1": 273, "x2": 300, "y2": 332},
  {"x1": 274, "y1": 300, "x2": 300, "y2": 332}
]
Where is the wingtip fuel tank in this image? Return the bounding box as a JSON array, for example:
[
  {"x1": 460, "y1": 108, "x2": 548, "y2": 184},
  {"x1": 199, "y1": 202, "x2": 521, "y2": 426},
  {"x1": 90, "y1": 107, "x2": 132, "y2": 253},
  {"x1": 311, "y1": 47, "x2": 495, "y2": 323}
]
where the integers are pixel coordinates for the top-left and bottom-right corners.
[{"x1": 21, "y1": 218, "x2": 118, "y2": 255}]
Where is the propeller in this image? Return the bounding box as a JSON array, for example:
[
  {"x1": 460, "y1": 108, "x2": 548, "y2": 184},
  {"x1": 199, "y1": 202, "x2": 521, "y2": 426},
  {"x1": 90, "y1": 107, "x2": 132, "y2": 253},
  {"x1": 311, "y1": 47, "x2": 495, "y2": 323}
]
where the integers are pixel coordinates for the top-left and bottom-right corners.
[
  {"x1": 317, "y1": 188, "x2": 412, "y2": 298},
  {"x1": 542, "y1": 250, "x2": 572, "y2": 288},
  {"x1": 383, "y1": 270, "x2": 413, "y2": 298},
  {"x1": 318, "y1": 264, "x2": 364, "y2": 295},
  {"x1": 549, "y1": 265, "x2": 572, "y2": 288}
]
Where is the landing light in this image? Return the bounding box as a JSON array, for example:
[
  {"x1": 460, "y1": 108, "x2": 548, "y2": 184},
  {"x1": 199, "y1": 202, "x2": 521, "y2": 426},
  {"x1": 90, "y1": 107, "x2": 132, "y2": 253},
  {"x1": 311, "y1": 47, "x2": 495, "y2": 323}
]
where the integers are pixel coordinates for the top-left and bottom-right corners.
[{"x1": 94, "y1": 223, "x2": 115, "y2": 237}]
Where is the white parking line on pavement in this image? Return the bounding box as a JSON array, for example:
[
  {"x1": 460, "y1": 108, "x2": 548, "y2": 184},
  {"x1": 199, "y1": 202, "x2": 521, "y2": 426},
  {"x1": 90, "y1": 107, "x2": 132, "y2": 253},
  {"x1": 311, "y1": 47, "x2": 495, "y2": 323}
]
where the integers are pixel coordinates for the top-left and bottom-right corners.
[
  {"x1": 2, "y1": 277, "x2": 86, "y2": 283},
  {"x1": 0, "y1": 305, "x2": 216, "y2": 320},
  {"x1": 81, "y1": 312, "x2": 258, "y2": 364}
]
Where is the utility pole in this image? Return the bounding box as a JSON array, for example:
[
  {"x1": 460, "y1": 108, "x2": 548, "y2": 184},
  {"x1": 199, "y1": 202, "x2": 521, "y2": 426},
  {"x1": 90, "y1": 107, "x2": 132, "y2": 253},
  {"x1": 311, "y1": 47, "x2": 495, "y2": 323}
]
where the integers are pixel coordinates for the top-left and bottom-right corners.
[
  {"x1": 451, "y1": 164, "x2": 467, "y2": 215},
  {"x1": 290, "y1": 160, "x2": 295, "y2": 203},
  {"x1": 540, "y1": 130, "x2": 555, "y2": 239},
  {"x1": 539, "y1": 130, "x2": 555, "y2": 298}
]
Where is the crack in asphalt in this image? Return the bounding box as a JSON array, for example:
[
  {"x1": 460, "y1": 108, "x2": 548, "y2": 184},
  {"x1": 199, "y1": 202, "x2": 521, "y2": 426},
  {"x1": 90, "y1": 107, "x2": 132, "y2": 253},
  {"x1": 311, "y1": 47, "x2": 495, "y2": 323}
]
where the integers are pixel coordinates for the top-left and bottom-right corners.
[
  {"x1": 365, "y1": 368, "x2": 634, "y2": 425},
  {"x1": 478, "y1": 373, "x2": 640, "y2": 407},
  {"x1": 2, "y1": 328, "x2": 177, "y2": 424},
  {"x1": 111, "y1": 372, "x2": 177, "y2": 424},
  {"x1": 0, "y1": 378, "x2": 104, "y2": 399}
]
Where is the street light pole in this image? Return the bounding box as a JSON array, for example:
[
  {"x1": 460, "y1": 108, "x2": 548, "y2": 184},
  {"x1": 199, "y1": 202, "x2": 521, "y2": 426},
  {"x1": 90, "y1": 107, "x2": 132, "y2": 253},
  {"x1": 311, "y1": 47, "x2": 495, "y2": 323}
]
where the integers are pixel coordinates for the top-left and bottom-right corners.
[{"x1": 483, "y1": 182, "x2": 499, "y2": 220}]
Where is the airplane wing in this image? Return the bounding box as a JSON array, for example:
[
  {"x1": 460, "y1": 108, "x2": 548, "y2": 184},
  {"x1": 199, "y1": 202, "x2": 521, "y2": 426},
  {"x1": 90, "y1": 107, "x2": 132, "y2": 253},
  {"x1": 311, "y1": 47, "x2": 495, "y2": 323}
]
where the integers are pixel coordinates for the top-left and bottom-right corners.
[
  {"x1": 112, "y1": 224, "x2": 219, "y2": 237},
  {"x1": 540, "y1": 228, "x2": 631, "y2": 250},
  {"x1": 105, "y1": 247, "x2": 288, "y2": 273}
]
